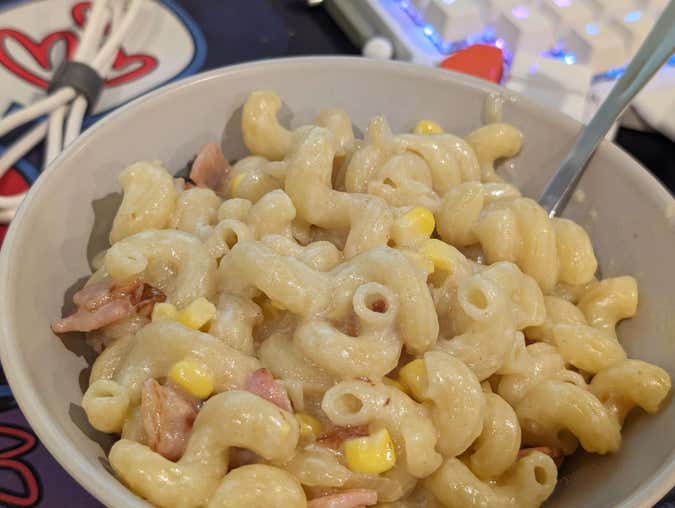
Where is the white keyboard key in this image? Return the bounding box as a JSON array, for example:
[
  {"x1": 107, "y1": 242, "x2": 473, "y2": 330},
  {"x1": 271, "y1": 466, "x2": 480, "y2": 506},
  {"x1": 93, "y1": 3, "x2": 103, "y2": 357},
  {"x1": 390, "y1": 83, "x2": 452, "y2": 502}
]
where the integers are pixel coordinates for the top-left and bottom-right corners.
[
  {"x1": 506, "y1": 53, "x2": 593, "y2": 121},
  {"x1": 481, "y1": 0, "x2": 529, "y2": 22},
  {"x1": 587, "y1": 0, "x2": 638, "y2": 17},
  {"x1": 493, "y1": 5, "x2": 557, "y2": 55},
  {"x1": 487, "y1": 0, "x2": 527, "y2": 9},
  {"x1": 411, "y1": 0, "x2": 432, "y2": 12},
  {"x1": 614, "y1": 9, "x2": 654, "y2": 54},
  {"x1": 632, "y1": 65, "x2": 675, "y2": 139},
  {"x1": 565, "y1": 22, "x2": 627, "y2": 72},
  {"x1": 510, "y1": 52, "x2": 593, "y2": 94},
  {"x1": 426, "y1": 0, "x2": 483, "y2": 41},
  {"x1": 540, "y1": 0, "x2": 595, "y2": 36}
]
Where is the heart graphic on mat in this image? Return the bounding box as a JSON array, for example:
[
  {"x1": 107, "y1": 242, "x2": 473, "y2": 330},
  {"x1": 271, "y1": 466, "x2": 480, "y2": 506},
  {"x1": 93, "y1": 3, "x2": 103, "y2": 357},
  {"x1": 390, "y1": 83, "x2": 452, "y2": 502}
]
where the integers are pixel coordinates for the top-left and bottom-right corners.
[
  {"x1": 0, "y1": 25, "x2": 158, "y2": 90},
  {"x1": 0, "y1": 0, "x2": 203, "y2": 115},
  {"x1": 0, "y1": 425, "x2": 39, "y2": 507},
  {"x1": 0, "y1": 29, "x2": 78, "y2": 89},
  {"x1": 69, "y1": 1, "x2": 158, "y2": 87}
]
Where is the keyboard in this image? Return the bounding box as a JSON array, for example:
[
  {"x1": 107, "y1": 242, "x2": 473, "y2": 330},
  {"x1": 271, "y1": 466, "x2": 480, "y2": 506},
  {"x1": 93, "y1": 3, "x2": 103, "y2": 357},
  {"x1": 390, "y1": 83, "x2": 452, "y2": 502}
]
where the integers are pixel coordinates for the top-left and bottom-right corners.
[{"x1": 321, "y1": 0, "x2": 675, "y2": 140}]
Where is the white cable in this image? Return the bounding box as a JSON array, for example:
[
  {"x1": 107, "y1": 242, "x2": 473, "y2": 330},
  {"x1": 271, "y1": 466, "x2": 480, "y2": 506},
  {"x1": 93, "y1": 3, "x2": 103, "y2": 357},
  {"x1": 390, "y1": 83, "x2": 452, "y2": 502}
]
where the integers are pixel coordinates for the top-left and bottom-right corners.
[
  {"x1": 0, "y1": 0, "x2": 144, "y2": 222},
  {"x1": 64, "y1": 0, "x2": 129, "y2": 147},
  {"x1": 63, "y1": 98, "x2": 88, "y2": 147},
  {"x1": 2, "y1": 1, "x2": 111, "y2": 172},
  {"x1": 0, "y1": 122, "x2": 47, "y2": 210},
  {"x1": 0, "y1": 88, "x2": 74, "y2": 138},
  {"x1": 73, "y1": 0, "x2": 111, "y2": 62},
  {"x1": 46, "y1": 107, "x2": 66, "y2": 165},
  {"x1": 92, "y1": 0, "x2": 144, "y2": 72},
  {"x1": 0, "y1": 208, "x2": 15, "y2": 223}
]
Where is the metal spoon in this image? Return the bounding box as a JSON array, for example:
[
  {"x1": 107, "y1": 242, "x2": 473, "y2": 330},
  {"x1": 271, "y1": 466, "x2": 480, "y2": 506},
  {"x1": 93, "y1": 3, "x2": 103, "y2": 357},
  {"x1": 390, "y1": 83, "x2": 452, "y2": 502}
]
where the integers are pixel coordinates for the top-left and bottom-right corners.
[{"x1": 538, "y1": 0, "x2": 675, "y2": 218}]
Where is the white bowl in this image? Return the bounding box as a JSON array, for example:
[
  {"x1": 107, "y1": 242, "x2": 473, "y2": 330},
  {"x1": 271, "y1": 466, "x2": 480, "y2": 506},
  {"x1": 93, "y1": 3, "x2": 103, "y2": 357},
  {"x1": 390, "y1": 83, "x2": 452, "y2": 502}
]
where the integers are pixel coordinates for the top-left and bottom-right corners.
[{"x1": 1, "y1": 57, "x2": 674, "y2": 508}]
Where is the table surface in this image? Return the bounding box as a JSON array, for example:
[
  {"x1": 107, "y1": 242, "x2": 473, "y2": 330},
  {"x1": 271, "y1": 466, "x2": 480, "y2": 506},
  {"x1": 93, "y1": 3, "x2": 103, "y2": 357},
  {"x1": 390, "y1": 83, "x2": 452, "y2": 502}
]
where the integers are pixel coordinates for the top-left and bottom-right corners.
[{"x1": 0, "y1": 0, "x2": 673, "y2": 506}]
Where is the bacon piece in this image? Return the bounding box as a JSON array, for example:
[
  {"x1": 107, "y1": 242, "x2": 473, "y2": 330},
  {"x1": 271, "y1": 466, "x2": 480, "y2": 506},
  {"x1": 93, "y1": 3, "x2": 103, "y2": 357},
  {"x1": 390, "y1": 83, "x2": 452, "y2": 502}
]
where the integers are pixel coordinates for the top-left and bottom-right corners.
[
  {"x1": 189, "y1": 142, "x2": 230, "y2": 192},
  {"x1": 308, "y1": 489, "x2": 378, "y2": 508},
  {"x1": 72, "y1": 278, "x2": 115, "y2": 309},
  {"x1": 141, "y1": 379, "x2": 198, "y2": 461},
  {"x1": 51, "y1": 299, "x2": 133, "y2": 334},
  {"x1": 51, "y1": 278, "x2": 165, "y2": 333},
  {"x1": 136, "y1": 285, "x2": 166, "y2": 317},
  {"x1": 518, "y1": 446, "x2": 564, "y2": 468},
  {"x1": 244, "y1": 368, "x2": 293, "y2": 412},
  {"x1": 316, "y1": 425, "x2": 369, "y2": 449}
]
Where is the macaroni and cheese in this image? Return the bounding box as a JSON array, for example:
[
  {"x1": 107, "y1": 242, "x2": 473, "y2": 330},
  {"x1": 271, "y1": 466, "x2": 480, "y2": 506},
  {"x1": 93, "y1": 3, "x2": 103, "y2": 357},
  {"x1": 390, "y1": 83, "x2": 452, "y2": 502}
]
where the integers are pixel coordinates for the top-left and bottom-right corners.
[{"x1": 51, "y1": 90, "x2": 672, "y2": 508}]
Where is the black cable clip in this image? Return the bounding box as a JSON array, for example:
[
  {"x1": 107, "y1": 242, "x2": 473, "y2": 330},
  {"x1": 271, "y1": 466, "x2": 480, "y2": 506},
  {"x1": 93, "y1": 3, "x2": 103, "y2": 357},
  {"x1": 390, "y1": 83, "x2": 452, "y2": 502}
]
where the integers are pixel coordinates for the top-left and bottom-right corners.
[{"x1": 47, "y1": 61, "x2": 104, "y2": 115}]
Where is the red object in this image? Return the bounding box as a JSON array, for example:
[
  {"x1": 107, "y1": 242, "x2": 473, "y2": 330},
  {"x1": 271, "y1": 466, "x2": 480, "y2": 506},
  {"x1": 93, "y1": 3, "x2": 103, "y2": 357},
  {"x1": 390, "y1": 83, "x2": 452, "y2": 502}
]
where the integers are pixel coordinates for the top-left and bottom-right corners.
[
  {"x1": 0, "y1": 425, "x2": 40, "y2": 506},
  {"x1": 0, "y1": 169, "x2": 30, "y2": 247},
  {"x1": 439, "y1": 44, "x2": 503, "y2": 84},
  {"x1": 0, "y1": 29, "x2": 78, "y2": 88}
]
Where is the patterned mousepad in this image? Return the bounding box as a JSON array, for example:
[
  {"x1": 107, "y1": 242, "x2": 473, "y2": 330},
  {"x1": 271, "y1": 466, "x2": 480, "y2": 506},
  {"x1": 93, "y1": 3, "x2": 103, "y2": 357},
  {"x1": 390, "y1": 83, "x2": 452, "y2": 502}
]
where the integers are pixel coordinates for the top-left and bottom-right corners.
[{"x1": 0, "y1": 1, "x2": 672, "y2": 506}]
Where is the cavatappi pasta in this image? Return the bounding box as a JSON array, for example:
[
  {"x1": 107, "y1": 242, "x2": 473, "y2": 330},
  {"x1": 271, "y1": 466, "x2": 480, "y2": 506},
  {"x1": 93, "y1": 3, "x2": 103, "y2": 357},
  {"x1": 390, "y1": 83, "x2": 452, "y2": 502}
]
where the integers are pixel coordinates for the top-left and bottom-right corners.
[{"x1": 51, "y1": 90, "x2": 672, "y2": 508}]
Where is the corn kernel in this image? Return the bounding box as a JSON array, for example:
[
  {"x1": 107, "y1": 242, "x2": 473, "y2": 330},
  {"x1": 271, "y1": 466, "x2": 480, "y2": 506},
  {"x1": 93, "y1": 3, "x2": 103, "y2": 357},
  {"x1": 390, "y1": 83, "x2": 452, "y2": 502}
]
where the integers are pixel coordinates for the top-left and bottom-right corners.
[
  {"x1": 402, "y1": 207, "x2": 435, "y2": 237},
  {"x1": 382, "y1": 376, "x2": 410, "y2": 395},
  {"x1": 230, "y1": 173, "x2": 246, "y2": 198},
  {"x1": 296, "y1": 413, "x2": 322, "y2": 439},
  {"x1": 391, "y1": 207, "x2": 436, "y2": 248},
  {"x1": 413, "y1": 120, "x2": 444, "y2": 135},
  {"x1": 343, "y1": 428, "x2": 396, "y2": 474},
  {"x1": 168, "y1": 360, "x2": 215, "y2": 399},
  {"x1": 419, "y1": 239, "x2": 459, "y2": 273},
  {"x1": 151, "y1": 302, "x2": 178, "y2": 322},
  {"x1": 177, "y1": 297, "x2": 216, "y2": 330},
  {"x1": 398, "y1": 359, "x2": 428, "y2": 402}
]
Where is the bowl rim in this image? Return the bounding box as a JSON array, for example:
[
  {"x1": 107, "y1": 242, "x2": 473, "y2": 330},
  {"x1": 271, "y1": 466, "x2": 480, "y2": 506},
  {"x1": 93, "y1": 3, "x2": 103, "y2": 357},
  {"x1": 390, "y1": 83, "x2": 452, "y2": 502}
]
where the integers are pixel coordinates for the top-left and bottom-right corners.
[{"x1": 1, "y1": 55, "x2": 673, "y2": 508}]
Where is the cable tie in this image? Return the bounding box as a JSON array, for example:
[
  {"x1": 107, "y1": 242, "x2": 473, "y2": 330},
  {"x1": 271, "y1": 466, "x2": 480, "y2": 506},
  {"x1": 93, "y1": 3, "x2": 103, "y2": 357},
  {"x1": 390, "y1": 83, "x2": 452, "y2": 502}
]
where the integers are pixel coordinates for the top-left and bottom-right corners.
[{"x1": 47, "y1": 61, "x2": 103, "y2": 115}]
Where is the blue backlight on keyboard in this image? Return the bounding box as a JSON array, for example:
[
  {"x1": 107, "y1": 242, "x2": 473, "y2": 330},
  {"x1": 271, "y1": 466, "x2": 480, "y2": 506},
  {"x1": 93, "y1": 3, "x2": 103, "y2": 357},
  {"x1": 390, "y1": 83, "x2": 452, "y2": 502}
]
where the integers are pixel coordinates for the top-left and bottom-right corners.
[
  {"x1": 624, "y1": 10, "x2": 642, "y2": 23},
  {"x1": 545, "y1": 48, "x2": 578, "y2": 65},
  {"x1": 585, "y1": 23, "x2": 600, "y2": 36}
]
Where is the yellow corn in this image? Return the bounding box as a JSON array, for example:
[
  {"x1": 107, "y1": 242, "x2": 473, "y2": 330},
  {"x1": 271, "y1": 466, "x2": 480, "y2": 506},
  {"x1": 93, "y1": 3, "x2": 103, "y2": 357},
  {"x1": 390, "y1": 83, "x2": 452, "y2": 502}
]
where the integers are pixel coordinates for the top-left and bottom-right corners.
[
  {"x1": 419, "y1": 238, "x2": 459, "y2": 273},
  {"x1": 295, "y1": 413, "x2": 322, "y2": 440},
  {"x1": 402, "y1": 207, "x2": 436, "y2": 237},
  {"x1": 382, "y1": 376, "x2": 410, "y2": 395},
  {"x1": 398, "y1": 359, "x2": 428, "y2": 402},
  {"x1": 177, "y1": 297, "x2": 217, "y2": 330},
  {"x1": 230, "y1": 173, "x2": 246, "y2": 198},
  {"x1": 413, "y1": 120, "x2": 444, "y2": 135},
  {"x1": 391, "y1": 207, "x2": 436, "y2": 247},
  {"x1": 343, "y1": 428, "x2": 396, "y2": 474},
  {"x1": 168, "y1": 359, "x2": 215, "y2": 399},
  {"x1": 151, "y1": 302, "x2": 178, "y2": 322}
]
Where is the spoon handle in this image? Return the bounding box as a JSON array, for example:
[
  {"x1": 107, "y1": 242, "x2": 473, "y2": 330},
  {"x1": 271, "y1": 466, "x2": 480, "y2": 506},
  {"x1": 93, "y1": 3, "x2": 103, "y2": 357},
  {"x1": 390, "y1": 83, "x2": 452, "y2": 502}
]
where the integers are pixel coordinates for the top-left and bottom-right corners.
[{"x1": 538, "y1": 0, "x2": 675, "y2": 218}]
